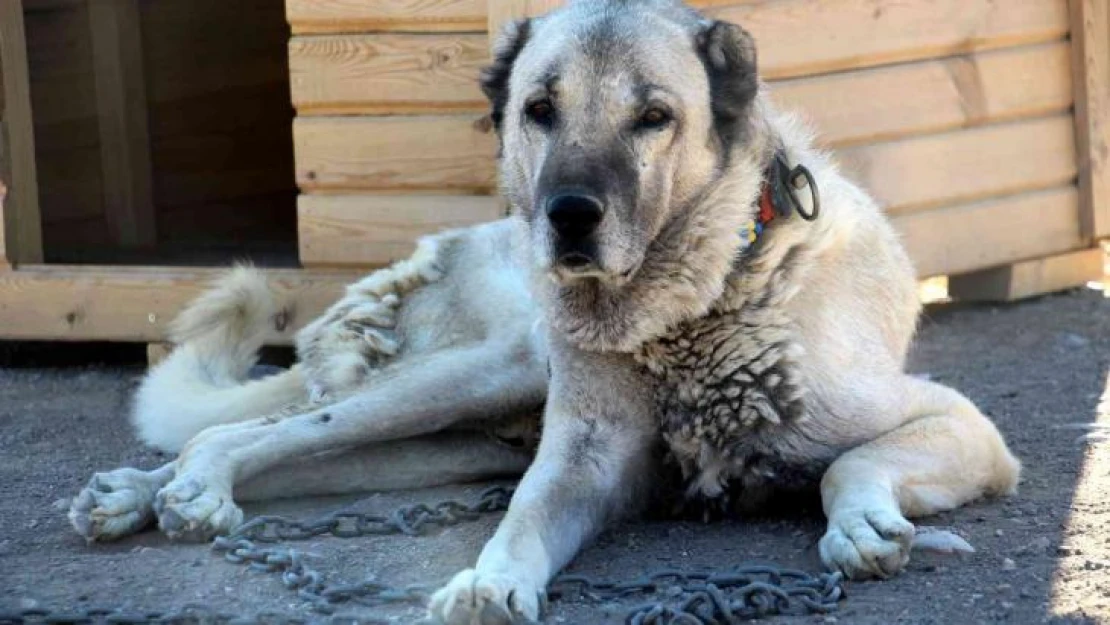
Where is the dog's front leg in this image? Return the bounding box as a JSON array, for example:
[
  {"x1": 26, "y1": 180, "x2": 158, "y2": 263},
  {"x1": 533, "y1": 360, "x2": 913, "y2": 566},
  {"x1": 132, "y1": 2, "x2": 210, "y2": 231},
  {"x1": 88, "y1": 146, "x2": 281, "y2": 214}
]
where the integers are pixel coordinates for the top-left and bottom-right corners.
[{"x1": 429, "y1": 348, "x2": 655, "y2": 625}]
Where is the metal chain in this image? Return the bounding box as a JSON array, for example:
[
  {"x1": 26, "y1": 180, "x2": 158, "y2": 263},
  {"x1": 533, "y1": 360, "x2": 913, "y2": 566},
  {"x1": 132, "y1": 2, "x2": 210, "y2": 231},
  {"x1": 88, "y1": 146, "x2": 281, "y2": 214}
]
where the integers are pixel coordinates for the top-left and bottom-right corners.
[{"x1": 6, "y1": 486, "x2": 844, "y2": 624}]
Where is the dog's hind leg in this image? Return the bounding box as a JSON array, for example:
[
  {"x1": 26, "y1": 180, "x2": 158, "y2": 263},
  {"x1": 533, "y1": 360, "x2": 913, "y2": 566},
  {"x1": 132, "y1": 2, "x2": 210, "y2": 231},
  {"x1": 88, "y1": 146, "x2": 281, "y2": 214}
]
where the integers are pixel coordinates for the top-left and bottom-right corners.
[
  {"x1": 153, "y1": 337, "x2": 547, "y2": 541},
  {"x1": 818, "y1": 376, "x2": 1021, "y2": 579}
]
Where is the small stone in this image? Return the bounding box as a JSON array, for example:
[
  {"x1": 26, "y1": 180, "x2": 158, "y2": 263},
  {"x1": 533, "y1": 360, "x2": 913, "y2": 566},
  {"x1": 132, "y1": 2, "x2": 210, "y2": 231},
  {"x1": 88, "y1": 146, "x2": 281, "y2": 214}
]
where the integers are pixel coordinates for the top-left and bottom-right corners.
[
  {"x1": 1016, "y1": 536, "x2": 1052, "y2": 555},
  {"x1": 995, "y1": 529, "x2": 1004, "y2": 537},
  {"x1": 19, "y1": 599, "x2": 38, "y2": 610},
  {"x1": 822, "y1": 617, "x2": 839, "y2": 624},
  {"x1": 1058, "y1": 545, "x2": 1082, "y2": 557},
  {"x1": 1002, "y1": 558, "x2": 1017, "y2": 571},
  {"x1": 1001, "y1": 601, "x2": 1015, "y2": 610}
]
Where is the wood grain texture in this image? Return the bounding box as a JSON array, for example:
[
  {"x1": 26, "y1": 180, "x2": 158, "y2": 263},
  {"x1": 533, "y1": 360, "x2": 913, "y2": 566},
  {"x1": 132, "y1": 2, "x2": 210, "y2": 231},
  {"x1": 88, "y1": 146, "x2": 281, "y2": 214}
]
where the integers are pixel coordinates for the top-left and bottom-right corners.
[
  {"x1": 289, "y1": 33, "x2": 488, "y2": 115},
  {"x1": 893, "y1": 186, "x2": 1082, "y2": 278},
  {"x1": 295, "y1": 112, "x2": 1077, "y2": 212},
  {"x1": 298, "y1": 194, "x2": 503, "y2": 266},
  {"x1": 1069, "y1": 0, "x2": 1110, "y2": 241},
  {"x1": 838, "y1": 115, "x2": 1078, "y2": 215},
  {"x1": 89, "y1": 0, "x2": 156, "y2": 248},
  {"x1": 288, "y1": 0, "x2": 1067, "y2": 79},
  {"x1": 0, "y1": 265, "x2": 358, "y2": 344},
  {"x1": 774, "y1": 42, "x2": 1073, "y2": 148},
  {"x1": 948, "y1": 247, "x2": 1103, "y2": 301},
  {"x1": 711, "y1": 0, "x2": 1068, "y2": 80},
  {"x1": 0, "y1": 0, "x2": 44, "y2": 263},
  {"x1": 488, "y1": 0, "x2": 565, "y2": 40},
  {"x1": 290, "y1": 36, "x2": 1073, "y2": 151},
  {"x1": 294, "y1": 116, "x2": 497, "y2": 193},
  {"x1": 287, "y1": 0, "x2": 487, "y2": 34}
]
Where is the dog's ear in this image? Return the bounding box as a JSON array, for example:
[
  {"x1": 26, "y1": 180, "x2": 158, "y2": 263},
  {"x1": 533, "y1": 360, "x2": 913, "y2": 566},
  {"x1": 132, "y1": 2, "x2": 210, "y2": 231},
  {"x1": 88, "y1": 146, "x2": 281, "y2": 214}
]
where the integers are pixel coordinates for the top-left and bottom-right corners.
[
  {"x1": 480, "y1": 19, "x2": 533, "y2": 132},
  {"x1": 696, "y1": 21, "x2": 758, "y2": 146}
]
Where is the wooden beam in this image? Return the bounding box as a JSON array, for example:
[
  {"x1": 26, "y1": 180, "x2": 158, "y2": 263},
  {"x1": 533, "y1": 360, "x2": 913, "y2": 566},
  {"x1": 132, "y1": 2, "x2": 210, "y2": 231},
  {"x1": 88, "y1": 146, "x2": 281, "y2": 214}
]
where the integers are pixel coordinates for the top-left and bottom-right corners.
[
  {"x1": 1069, "y1": 0, "x2": 1110, "y2": 241},
  {"x1": 948, "y1": 247, "x2": 1103, "y2": 302},
  {"x1": 89, "y1": 0, "x2": 156, "y2": 247},
  {"x1": 298, "y1": 194, "x2": 503, "y2": 267},
  {"x1": 0, "y1": 179, "x2": 10, "y2": 268},
  {"x1": 0, "y1": 0, "x2": 44, "y2": 264},
  {"x1": 893, "y1": 186, "x2": 1083, "y2": 278},
  {"x1": 0, "y1": 265, "x2": 359, "y2": 344}
]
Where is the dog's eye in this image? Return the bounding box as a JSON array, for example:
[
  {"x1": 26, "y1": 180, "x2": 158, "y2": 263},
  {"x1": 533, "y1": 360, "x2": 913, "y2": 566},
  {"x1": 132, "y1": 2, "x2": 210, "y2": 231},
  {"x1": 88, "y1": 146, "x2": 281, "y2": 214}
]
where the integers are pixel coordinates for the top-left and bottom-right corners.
[
  {"x1": 638, "y1": 107, "x2": 671, "y2": 130},
  {"x1": 525, "y1": 100, "x2": 555, "y2": 128}
]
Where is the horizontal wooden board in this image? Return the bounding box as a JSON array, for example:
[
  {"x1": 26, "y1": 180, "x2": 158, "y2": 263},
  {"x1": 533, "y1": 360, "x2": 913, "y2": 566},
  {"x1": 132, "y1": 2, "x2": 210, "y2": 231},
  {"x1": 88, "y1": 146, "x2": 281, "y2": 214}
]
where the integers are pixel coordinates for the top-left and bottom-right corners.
[
  {"x1": 773, "y1": 42, "x2": 1073, "y2": 148},
  {"x1": 289, "y1": 33, "x2": 488, "y2": 115},
  {"x1": 290, "y1": 36, "x2": 1073, "y2": 150},
  {"x1": 295, "y1": 113, "x2": 1077, "y2": 213},
  {"x1": 298, "y1": 194, "x2": 504, "y2": 266},
  {"x1": 0, "y1": 265, "x2": 358, "y2": 343},
  {"x1": 286, "y1": 0, "x2": 487, "y2": 34},
  {"x1": 288, "y1": 0, "x2": 1068, "y2": 81},
  {"x1": 894, "y1": 186, "x2": 1082, "y2": 277},
  {"x1": 289, "y1": 185, "x2": 1081, "y2": 279},
  {"x1": 838, "y1": 115, "x2": 1078, "y2": 214},
  {"x1": 294, "y1": 116, "x2": 497, "y2": 193}
]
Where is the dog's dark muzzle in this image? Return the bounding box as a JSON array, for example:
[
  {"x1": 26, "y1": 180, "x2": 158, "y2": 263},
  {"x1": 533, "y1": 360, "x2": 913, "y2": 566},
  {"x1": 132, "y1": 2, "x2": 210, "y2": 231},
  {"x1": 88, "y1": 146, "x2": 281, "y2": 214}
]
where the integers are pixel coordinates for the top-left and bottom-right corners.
[{"x1": 546, "y1": 192, "x2": 604, "y2": 269}]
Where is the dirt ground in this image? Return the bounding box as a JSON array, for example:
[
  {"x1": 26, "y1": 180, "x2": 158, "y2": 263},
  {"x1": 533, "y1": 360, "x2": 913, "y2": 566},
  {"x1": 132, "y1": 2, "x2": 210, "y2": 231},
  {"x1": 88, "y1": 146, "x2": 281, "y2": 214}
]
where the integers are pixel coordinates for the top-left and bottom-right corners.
[{"x1": 2, "y1": 287, "x2": 1109, "y2": 624}]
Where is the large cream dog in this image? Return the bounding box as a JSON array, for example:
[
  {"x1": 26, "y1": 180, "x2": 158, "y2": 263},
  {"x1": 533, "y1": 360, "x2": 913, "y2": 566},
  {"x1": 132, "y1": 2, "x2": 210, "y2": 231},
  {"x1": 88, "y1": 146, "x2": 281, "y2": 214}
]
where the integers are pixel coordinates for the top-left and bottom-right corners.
[{"x1": 69, "y1": 1, "x2": 1020, "y2": 623}]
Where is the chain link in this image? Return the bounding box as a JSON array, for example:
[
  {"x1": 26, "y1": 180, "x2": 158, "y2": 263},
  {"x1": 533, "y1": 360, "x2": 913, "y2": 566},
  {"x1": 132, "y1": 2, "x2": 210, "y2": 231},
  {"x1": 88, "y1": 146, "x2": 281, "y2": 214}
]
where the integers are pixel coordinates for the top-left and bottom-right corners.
[{"x1": 9, "y1": 486, "x2": 844, "y2": 624}]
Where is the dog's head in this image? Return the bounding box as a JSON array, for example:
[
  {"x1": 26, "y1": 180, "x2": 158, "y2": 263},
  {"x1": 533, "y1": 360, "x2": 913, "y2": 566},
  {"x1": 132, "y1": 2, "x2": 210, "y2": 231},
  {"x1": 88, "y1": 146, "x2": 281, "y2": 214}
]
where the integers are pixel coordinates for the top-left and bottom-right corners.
[{"x1": 484, "y1": 0, "x2": 760, "y2": 282}]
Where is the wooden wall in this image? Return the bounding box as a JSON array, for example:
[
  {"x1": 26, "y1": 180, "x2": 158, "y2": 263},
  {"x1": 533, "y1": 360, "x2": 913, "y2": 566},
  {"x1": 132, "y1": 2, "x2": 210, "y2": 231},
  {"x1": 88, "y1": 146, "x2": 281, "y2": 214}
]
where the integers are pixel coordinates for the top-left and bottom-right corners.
[
  {"x1": 286, "y1": 0, "x2": 1091, "y2": 280},
  {"x1": 22, "y1": 0, "x2": 297, "y2": 265}
]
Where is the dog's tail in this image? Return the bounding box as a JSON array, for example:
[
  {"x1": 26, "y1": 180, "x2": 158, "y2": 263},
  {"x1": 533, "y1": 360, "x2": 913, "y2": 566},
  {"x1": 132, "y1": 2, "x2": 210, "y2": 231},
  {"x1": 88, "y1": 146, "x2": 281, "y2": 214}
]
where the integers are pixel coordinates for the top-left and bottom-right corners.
[{"x1": 131, "y1": 266, "x2": 308, "y2": 453}]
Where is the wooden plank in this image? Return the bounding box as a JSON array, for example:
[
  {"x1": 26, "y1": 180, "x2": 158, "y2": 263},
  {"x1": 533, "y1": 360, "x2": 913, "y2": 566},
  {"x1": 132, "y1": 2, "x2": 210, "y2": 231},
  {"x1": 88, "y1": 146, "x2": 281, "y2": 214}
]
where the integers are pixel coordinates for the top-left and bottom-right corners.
[
  {"x1": 294, "y1": 116, "x2": 497, "y2": 193},
  {"x1": 88, "y1": 0, "x2": 156, "y2": 248},
  {"x1": 289, "y1": 35, "x2": 1073, "y2": 150},
  {"x1": 294, "y1": 112, "x2": 1077, "y2": 211},
  {"x1": 289, "y1": 33, "x2": 488, "y2": 115},
  {"x1": 948, "y1": 247, "x2": 1103, "y2": 301},
  {"x1": 287, "y1": 0, "x2": 487, "y2": 34},
  {"x1": 1069, "y1": 0, "x2": 1110, "y2": 241},
  {"x1": 288, "y1": 0, "x2": 1067, "y2": 78},
  {"x1": 0, "y1": 265, "x2": 358, "y2": 344},
  {"x1": 0, "y1": 0, "x2": 45, "y2": 264},
  {"x1": 298, "y1": 194, "x2": 503, "y2": 266},
  {"x1": 893, "y1": 186, "x2": 1083, "y2": 278},
  {"x1": 773, "y1": 42, "x2": 1073, "y2": 148},
  {"x1": 710, "y1": 0, "x2": 1068, "y2": 80},
  {"x1": 838, "y1": 115, "x2": 1078, "y2": 215}
]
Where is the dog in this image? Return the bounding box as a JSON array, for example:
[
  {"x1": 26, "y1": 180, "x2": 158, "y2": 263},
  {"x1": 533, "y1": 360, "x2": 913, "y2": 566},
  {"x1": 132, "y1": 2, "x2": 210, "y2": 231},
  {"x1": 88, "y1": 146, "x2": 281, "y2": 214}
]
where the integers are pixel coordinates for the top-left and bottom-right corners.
[{"x1": 69, "y1": 1, "x2": 1021, "y2": 623}]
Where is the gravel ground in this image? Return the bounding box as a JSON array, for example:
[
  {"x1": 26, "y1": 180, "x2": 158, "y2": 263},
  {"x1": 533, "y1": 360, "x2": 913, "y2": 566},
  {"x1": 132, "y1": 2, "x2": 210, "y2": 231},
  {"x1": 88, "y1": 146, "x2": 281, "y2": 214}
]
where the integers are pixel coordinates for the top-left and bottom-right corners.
[{"x1": 1, "y1": 288, "x2": 1109, "y2": 624}]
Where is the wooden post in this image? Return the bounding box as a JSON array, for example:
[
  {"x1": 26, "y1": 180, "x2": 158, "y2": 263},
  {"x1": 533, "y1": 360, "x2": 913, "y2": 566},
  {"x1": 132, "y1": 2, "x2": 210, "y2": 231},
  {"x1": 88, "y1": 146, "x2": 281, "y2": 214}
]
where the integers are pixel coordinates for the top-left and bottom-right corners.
[
  {"x1": 0, "y1": 0, "x2": 44, "y2": 264},
  {"x1": 1070, "y1": 0, "x2": 1110, "y2": 242},
  {"x1": 487, "y1": 0, "x2": 565, "y2": 41},
  {"x1": 89, "y1": 0, "x2": 156, "y2": 248}
]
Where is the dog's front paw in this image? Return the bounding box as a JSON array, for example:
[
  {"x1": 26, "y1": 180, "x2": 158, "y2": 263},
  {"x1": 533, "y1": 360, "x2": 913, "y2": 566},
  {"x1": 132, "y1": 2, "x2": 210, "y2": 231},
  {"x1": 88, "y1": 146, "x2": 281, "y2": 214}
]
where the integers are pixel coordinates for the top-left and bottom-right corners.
[
  {"x1": 428, "y1": 569, "x2": 543, "y2": 625},
  {"x1": 69, "y1": 467, "x2": 171, "y2": 542},
  {"x1": 819, "y1": 505, "x2": 914, "y2": 579},
  {"x1": 154, "y1": 475, "x2": 243, "y2": 541}
]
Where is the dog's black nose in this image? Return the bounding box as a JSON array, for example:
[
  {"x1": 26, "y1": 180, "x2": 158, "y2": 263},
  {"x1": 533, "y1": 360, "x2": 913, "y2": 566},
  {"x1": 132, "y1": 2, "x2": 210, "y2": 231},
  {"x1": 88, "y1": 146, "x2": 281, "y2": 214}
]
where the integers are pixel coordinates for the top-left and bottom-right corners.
[{"x1": 546, "y1": 194, "x2": 604, "y2": 239}]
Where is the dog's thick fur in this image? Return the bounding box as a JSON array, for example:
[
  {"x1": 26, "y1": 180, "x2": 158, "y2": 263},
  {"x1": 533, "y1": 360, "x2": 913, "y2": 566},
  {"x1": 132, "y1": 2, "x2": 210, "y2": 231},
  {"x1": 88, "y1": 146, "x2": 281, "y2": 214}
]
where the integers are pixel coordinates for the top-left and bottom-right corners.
[{"x1": 70, "y1": 2, "x2": 1020, "y2": 623}]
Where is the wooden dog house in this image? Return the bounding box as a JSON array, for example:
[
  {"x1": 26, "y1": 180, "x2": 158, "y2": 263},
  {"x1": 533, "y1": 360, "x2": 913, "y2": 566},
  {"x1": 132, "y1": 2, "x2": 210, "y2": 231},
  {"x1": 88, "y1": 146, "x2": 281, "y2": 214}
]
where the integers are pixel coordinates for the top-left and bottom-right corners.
[{"x1": 0, "y1": 0, "x2": 1107, "y2": 354}]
